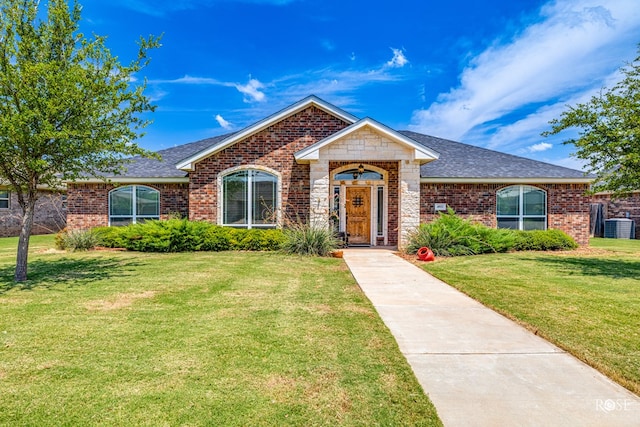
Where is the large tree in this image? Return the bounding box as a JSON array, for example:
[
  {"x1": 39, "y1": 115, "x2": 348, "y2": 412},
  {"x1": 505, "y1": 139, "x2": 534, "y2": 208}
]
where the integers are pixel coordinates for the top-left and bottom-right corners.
[
  {"x1": 0, "y1": 0, "x2": 160, "y2": 281},
  {"x1": 545, "y1": 47, "x2": 640, "y2": 197}
]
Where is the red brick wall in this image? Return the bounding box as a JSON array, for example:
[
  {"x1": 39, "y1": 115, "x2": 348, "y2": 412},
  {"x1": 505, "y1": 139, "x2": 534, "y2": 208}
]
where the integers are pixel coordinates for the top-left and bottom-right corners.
[
  {"x1": 592, "y1": 193, "x2": 640, "y2": 238},
  {"x1": 330, "y1": 161, "x2": 399, "y2": 246},
  {"x1": 189, "y1": 106, "x2": 350, "y2": 224},
  {"x1": 66, "y1": 183, "x2": 189, "y2": 230},
  {"x1": 420, "y1": 182, "x2": 591, "y2": 245}
]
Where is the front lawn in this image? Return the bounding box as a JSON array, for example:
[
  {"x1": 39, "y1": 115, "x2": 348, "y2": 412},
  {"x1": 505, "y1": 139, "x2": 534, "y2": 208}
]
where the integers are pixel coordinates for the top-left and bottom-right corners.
[
  {"x1": 0, "y1": 235, "x2": 441, "y2": 426},
  {"x1": 421, "y1": 238, "x2": 640, "y2": 395}
]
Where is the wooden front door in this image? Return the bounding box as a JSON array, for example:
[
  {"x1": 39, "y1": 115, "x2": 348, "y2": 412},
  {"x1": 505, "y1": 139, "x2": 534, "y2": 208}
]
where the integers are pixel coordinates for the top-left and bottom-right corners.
[{"x1": 346, "y1": 187, "x2": 371, "y2": 245}]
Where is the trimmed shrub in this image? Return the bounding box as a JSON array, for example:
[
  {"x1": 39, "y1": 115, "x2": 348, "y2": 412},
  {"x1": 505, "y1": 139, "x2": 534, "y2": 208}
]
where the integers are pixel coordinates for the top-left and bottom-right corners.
[
  {"x1": 92, "y1": 226, "x2": 128, "y2": 248},
  {"x1": 93, "y1": 220, "x2": 284, "y2": 252},
  {"x1": 513, "y1": 229, "x2": 578, "y2": 251},
  {"x1": 55, "y1": 228, "x2": 100, "y2": 251},
  {"x1": 201, "y1": 226, "x2": 233, "y2": 251},
  {"x1": 281, "y1": 223, "x2": 340, "y2": 256},
  {"x1": 407, "y1": 210, "x2": 576, "y2": 256},
  {"x1": 407, "y1": 210, "x2": 515, "y2": 256}
]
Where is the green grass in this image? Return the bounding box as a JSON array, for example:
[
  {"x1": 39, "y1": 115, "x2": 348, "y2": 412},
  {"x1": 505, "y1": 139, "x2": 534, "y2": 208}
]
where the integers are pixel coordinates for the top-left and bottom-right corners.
[
  {"x1": 0, "y1": 235, "x2": 440, "y2": 426},
  {"x1": 421, "y1": 237, "x2": 640, "y2": 395}
]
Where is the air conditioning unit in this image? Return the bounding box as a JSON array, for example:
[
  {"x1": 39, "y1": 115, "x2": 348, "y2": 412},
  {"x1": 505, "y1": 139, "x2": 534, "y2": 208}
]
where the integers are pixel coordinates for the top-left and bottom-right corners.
[{"x1": 604, "y1": 219, "x2": 636, "y2": 239}]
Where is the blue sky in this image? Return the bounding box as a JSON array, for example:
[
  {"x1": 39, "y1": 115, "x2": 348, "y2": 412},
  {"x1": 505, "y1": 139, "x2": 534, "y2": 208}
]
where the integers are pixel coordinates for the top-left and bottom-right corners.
[{"x1": 79, "y1": 0, "x2": 640, "y2": 171}]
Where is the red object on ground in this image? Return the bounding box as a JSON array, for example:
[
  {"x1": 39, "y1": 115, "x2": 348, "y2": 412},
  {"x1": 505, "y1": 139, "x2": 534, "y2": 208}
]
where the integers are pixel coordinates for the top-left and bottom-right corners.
[{"x1": 417, "y1": 247, "x2": 435, "y2": 262}]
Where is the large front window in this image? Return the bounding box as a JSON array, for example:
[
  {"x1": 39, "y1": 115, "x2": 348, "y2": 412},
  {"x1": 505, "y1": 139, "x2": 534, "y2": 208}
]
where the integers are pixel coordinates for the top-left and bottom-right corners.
[
  {"x1": 109, "y1": 185, "x2": 160, "y2": 226},
  {"x1": 223, "y1": 170, "x2": 277, "y2": 228},
  {"x1": 497, "y1": 185, "x2": 546, "y2": 230}
]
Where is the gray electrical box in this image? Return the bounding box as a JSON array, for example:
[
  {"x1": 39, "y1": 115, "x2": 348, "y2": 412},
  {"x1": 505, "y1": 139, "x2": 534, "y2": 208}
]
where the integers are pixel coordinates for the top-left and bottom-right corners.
[{"x1": 604, "y1": 219, "x2": 636, "y2": 239}]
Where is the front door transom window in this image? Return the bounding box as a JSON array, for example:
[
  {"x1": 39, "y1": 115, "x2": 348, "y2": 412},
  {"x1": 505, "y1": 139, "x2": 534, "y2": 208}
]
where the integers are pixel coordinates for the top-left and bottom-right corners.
[{"x1": 334, "y1": 168, "x2": 383, "y2": 181}]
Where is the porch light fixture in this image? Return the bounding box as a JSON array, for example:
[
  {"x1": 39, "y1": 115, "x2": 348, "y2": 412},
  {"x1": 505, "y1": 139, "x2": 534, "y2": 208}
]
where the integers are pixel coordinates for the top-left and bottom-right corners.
[{"x1": 352, "y1": 164, "x2": 365, "y2": 179}]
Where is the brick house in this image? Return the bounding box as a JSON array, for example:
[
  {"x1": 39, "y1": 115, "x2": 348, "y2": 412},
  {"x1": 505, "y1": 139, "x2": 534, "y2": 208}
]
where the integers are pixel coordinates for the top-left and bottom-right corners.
[
  {"x1": 0, "y1": 188, "x2": 67, "y2": 237},
  {"x1": 66, "y1": 96, "x2": 594, "y2": 247}
]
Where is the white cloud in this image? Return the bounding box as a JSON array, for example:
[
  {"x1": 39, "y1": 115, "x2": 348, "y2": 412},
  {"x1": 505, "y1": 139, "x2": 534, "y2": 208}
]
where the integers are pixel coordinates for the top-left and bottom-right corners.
[
  {"x1": 235, "y1": 78, "x2": 266, "y2": 102},
  {"x1": 215, "y1": 114, "x2": 232, "y2": 130},
  {"x1": 528, "y1": 142, "x2": 553, "y2": 152},
  {"x1": 149, "y1": 75, "x2": 223, "y2": 85},
  {"x1": 409, "y1": 0, "x2": 640, "y2": 144},
  {"x1": 547, "y1": 155, "x2": 589, "y2": 171},
  {"x1": 386, "y1": 48, "x2": 409, "y2": 68}
]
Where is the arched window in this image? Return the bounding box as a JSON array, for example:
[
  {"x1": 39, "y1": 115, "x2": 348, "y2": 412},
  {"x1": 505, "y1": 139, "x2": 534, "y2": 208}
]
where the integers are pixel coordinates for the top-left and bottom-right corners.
[
  {"x1": 497, "y1": 185, "x2": 546, "y2": 230},
  {"x1": 223, "y1": 169, "x2": 278, "y2": 228},
  {"x1": 109, "y1": 185, "x2": 160, "y2": 226},
  {"x1": 334, "y1": 168, "x2": 384, "y2": 181}
]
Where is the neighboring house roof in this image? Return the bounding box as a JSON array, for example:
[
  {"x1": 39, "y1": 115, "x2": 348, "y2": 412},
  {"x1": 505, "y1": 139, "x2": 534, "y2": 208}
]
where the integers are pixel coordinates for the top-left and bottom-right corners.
[
  {"x1": 294, "y1": 117, "x2": 440, "y2": 163},
  {"x1": 401, "y1": 131, "x2": 592, "y2": 183},
  {"x1": 176, "y1": 95, "x2": 359, "y2": 171}
]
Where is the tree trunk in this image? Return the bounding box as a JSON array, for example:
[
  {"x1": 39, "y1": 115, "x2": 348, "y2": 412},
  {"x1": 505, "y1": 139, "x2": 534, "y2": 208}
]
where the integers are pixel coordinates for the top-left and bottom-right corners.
[{"x1": 14, "y1": 196, "x2": 36, "y2": 282}]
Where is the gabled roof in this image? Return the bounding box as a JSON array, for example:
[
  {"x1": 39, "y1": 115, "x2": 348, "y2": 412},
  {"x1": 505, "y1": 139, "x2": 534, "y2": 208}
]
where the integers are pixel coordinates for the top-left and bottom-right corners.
[
  {"x1": 176, "y1": 95, "x2": 358, "y2": 171},
  {"x1": 76, "y1": 134, "x2": 233, "y2": 182},
  {"x1": 401, "y1": 131, "x2": 593, "y2": 182},
  {"x1": 294, "y1": 117, "x2": 440, "y2": 163},
  {"x1": 71, "y1": 96, "x2": 592, "y2": 184}
]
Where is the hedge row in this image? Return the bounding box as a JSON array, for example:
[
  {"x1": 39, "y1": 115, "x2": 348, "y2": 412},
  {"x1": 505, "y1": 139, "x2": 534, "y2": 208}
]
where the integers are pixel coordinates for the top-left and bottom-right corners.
[
  {"x1": 91, "y1": 219, "x2": 285, "y2": 252},
  {"x1": 407, "y1": 210, "x2": 578, "y2": 256}
]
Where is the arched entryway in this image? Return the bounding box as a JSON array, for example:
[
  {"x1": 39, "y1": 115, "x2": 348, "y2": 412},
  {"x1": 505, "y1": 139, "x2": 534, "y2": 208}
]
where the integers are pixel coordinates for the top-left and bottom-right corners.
[{"x1": 330, "y1": 163, "x2": 387, "y2": 246}]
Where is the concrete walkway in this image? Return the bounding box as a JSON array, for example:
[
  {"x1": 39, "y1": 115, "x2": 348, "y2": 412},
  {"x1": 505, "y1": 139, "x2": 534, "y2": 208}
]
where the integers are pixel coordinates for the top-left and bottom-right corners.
[{"x1": 342, "y1": 249, "x2": 640, "y2": 427}]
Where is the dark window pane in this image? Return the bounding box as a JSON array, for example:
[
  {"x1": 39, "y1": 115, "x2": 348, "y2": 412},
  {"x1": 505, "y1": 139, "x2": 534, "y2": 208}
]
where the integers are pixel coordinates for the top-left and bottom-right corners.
[
  {"x1": 377, "y1": 186, "x2": 384, "y2": 236},
  {"x1": 110, "y1": 187, "x2": 133, "y2": 216},
  {"x1": 523, "y1": 218, "x2": 546, "y2": 230},
  {"x1": 252, "y1": 171, "x2": 277, "y2": 224},
  {"x1": 497, "y1": 217, "x2": 520, "y2": 229},
  {"x1": 0, "y1": 190, "x2": 8, "y2": 209},
  {"x1": 224, "y1": 171, "x2": 248, "y2": 225},
  {"x1": 110, "y1": 217, "x2": 133, "y2": 226},
  {"x1": 497, "y1": 187, "x2": 519, "y2": 216},
  {"x1": 137, "y1": 186, "x2": 160, "y2": 216},
  {"x1": 523, "y1": 187, "x2": 545, "y2": 216}
]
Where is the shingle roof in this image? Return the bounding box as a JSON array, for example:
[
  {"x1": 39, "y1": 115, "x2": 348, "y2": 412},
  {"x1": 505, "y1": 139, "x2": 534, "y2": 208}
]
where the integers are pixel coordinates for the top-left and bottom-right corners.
[
  {"x1": 106, "y1": 129, "x2": 589, "y2": 181},
  {"x1": 109, "y1": 133, "x2": 234, "y2": 178},
  {"x1": 399, "y1": 131, "x2": 590, "y2": 180}
]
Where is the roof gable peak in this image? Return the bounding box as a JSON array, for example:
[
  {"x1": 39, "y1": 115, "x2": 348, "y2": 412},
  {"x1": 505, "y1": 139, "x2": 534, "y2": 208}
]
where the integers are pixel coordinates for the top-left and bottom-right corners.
[{"x1": 176, "y1": 96, "x2": 358, "y2": 171}]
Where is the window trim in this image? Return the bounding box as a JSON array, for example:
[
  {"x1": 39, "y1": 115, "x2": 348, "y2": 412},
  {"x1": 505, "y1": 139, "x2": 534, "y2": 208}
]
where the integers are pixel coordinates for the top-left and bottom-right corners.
[
  {"x1": 108, "y1": 185, "x2": 160, "y2": 226},
  {"x1": 218, "y1": 166, "x2": 281, "y2": 229},
  {"x1": 496, "y1": 185, "x2": 547, "y2": 231},
  {"x1": 0, "y1": 189, "x2": 9, "y2": 209}
]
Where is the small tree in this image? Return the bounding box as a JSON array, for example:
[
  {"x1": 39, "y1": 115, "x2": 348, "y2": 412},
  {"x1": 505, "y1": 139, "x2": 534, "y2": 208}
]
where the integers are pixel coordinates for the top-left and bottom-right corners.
[
  {"x1": 0, "y1": 0, "x2": 160, "y2": 281},
  {"x1": 544, "y1": 46, "x2": 640, "y2": 197}
]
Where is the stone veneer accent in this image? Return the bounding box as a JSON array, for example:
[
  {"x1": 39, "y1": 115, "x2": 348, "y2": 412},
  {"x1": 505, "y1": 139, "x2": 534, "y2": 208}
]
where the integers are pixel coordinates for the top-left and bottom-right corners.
[
  {"x1": 592, "y1": 192, "x2": 640, "y2": 238},
  {"x1": 189, "y1": 106, "x2": 350, "y2": 225},
  {"x1": 420, "y1": 182, "x2": 591, "y2": 245},
  {"x1": 0, "y1": 190, "x2": 67, "y2": 237},
  {"x1": 66, "y1": 183, "x2": 189, "y2": 229},
  {"x1": 314, "y1": 128, "x2": 422, "y2": 247}
]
